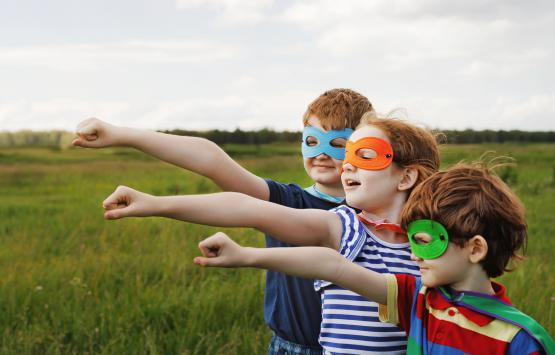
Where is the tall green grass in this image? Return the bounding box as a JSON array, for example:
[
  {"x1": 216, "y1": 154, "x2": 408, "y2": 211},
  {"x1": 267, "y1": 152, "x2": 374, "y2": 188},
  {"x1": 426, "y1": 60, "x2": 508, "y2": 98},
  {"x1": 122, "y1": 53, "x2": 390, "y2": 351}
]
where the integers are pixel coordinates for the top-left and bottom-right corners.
[{"x1": 1, "y1": 143, "x2": 554, "y2": 353}]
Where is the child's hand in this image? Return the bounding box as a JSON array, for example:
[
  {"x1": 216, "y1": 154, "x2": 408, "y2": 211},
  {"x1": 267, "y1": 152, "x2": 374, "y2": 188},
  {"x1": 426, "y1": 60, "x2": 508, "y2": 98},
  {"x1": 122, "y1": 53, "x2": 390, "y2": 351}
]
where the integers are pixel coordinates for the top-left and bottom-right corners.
[
  {"x1": 102, "y1": 186, "x2": 155, "y2": 220},
  {"x1": 73, "y1": 117, "x2": 120, "y2": 148},
  {"x1": 194, "y1": 232, "x2": 250, "y2": 268}
]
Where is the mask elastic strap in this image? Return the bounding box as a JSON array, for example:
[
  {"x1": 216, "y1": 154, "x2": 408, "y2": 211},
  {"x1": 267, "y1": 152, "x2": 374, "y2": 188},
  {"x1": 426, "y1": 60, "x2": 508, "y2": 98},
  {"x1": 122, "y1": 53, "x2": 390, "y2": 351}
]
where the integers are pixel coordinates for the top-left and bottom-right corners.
[{"x1": 357, "y1": 214, "x2": 407, "y2": 235}]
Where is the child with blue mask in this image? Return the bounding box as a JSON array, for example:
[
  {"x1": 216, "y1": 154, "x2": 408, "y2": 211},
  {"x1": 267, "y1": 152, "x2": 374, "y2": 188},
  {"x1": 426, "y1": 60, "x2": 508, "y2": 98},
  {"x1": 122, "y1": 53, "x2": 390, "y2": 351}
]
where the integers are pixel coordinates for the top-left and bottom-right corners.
[{"x1": 74, "y1": 89, "x2": 373, "y2": 354}]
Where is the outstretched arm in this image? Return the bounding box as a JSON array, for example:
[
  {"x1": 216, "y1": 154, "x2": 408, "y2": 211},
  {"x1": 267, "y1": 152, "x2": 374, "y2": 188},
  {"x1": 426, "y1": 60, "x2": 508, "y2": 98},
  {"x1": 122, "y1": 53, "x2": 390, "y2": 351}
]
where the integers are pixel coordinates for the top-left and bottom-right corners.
[
  {"x1": 73, "y1": 118, "x2": 269, "y2": 200},
  {"x1": 194, "y1": 232, "x2": 388, "y2": 305},
  {"x1": 103, "y1": 186, "x2": 343, "y2": 249}
]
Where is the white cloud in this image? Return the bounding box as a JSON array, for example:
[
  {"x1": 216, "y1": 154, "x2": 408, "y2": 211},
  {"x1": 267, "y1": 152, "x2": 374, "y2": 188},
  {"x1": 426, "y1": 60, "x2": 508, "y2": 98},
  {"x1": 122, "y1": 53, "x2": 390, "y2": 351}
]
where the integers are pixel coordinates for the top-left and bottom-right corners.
[
  {"x1": 247, "y1": 90, "x2": 317, "y2": 130},
  {"x1": 488, "y1": 94, "x2": 555, "y2": 130},
  {"x1": 231, "y1": 75, "x2": 257, "y2": 90},
  {"x1": 1, "y1": 93, "x2": 553, "y2": 134},
  {"x1": 281, "y1": 0, "x2": 376, "y2": 31},
  {"x1": 139, "y1": 96, "x2": 253, "y2": 130},
  {"x1": 0, "y1": 93, "x2": 311, "y2": 132},
  {"x1": 0, "y1": 39, "x2": 238, "y2": 72},
  {"x1": 0, "y1": 98, "x2": 250, "y2": 132},
  {"x1": 138, "y1": 91, "x2": 316, "y2": 131},
  {"x1": 457, "y1": 48, "x2": 551, "y2": 81},
  {"x1": 281, "y1": 0, "x2": 554, "y2": 28},
  {"x1": 279, "y1": 0, "x2": 554, "y2": 68},
  {"x1": 371, "y1": 93, "x2": 555, "y2": 131},
  {"x1": 176, "y1": 0, "x2": 275, "y2": 24},
  {"x1": 372, "y1": 95, "x2": 465, "y2": 129},
  {"x1": 1, "y1": 0, "x2": 553, "y2": 132},
  {"x1": 0, "y1": 99, "x2": 131, "y2": 131}
]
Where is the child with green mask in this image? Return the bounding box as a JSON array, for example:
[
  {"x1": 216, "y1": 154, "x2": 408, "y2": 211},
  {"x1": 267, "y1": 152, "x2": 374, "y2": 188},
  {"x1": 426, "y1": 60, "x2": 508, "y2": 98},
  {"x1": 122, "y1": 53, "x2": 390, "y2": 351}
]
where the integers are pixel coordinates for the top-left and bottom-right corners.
[{"x1": 192, "y1": 162, "x2": 554, "y2": 354}]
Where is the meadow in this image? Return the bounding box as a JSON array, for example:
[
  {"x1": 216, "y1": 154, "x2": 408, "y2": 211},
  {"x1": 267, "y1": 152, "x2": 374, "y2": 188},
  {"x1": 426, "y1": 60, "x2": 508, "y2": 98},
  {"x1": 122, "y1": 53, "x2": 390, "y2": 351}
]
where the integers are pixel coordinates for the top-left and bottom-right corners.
[{"x1": 1, "y1": 143, "x2": 554, "y2": 354}]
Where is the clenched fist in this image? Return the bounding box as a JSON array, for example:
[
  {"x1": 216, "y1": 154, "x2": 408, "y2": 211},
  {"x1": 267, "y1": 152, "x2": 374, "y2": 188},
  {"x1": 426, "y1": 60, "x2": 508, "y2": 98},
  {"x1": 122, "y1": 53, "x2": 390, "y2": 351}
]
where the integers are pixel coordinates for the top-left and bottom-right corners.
[
  {"x1": 103, "y1": 185, "x2": 155, "y2": 220},
  {"x1": 73, "y1": 117, "x2": 123, "y2": 148},
  {"x1": 194, "y1": 232, "x2": 251, "y2": 268}
]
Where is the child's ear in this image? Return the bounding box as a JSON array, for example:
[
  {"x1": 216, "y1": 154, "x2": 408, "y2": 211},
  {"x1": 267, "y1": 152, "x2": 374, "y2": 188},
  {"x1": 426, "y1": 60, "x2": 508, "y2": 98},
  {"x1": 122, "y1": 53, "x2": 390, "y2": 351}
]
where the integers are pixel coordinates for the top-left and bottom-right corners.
[
  {"x1": 468, "y1": 235, "x2": 488, "y2": 264},
  {"x1": 398, "y1": 167, "x2": 418, "y2": 191}
]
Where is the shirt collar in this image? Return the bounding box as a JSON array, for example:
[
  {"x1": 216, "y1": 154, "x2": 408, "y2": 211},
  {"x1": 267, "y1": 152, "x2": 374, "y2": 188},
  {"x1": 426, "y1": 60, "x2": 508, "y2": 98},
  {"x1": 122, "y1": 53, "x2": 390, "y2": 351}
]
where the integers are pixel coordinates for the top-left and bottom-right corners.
[
  {"x1": 428, "y1": 281, "x2": 511, "y2": 327},
  {"x1": 304, "y1": 184, "x2": 345, "y2": 204}
]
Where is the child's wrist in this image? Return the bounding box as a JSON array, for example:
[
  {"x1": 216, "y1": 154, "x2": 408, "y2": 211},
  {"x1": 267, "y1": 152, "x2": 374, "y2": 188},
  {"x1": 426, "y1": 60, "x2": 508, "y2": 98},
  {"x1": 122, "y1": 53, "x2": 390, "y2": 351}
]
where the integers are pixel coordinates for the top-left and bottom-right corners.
[
  {"x1": 149, "y1": 195, "x2": 166, "y2": 216},
  {"x1": 116, "y1": 126, "x2": 138, "y2": 147},
  {"x1": 242, "y1": 247, "x2": 260, "y2": 267}
]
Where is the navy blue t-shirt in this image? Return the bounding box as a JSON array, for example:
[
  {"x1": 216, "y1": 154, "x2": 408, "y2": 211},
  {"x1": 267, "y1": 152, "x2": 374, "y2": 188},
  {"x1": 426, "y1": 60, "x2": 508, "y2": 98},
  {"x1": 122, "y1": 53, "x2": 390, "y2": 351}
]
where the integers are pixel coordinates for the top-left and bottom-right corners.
[{"x1": 264, "y1": 179, "x2": 341, "y2": 347}]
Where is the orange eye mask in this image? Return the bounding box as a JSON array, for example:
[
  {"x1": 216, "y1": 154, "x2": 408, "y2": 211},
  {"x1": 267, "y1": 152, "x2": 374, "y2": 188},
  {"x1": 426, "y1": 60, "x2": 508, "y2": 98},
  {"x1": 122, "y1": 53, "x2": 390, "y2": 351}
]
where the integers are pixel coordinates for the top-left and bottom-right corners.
[{"x1": 343, "y1": 137, "x2": 394, "y2": 170}]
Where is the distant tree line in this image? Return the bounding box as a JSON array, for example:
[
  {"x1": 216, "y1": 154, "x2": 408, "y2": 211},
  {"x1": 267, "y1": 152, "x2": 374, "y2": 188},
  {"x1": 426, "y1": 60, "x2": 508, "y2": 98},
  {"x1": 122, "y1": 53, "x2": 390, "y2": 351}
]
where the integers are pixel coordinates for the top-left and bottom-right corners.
[
  {"x1": 159, "y1": 128, "x2": 301, "y2": 145},
  {"x1": 162, "y1": 128, "x2": 555, "y2": 145},
  {"x1": 0, "y1": 128, "x2": 554, "y2": 148},
  {"x1": 438, "y1": 129, "x2": 555, "y2": 144},
  {"x1": 0, "y1": 130, "x2": 74, "y2": 148}
]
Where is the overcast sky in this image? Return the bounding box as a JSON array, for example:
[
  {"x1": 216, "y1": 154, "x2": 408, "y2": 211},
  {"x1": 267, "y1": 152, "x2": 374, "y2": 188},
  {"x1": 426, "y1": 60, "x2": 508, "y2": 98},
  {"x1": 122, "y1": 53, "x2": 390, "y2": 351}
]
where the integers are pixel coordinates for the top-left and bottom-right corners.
[{"x1": 1, "y1": 0, "x2": 554, "y2": 132}]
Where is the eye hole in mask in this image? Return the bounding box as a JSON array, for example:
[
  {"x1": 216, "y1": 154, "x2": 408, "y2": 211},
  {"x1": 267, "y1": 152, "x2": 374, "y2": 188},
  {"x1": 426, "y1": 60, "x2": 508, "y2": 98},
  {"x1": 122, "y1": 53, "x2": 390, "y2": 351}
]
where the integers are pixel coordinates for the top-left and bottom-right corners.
[
  {"x1": 356, "y1": 148, "x2": 378, "y2": 160},
  {"x1": 412, "y1": 232, "x2": 433, "y2": 245},
  {"x1": 330, "y1": 137, "x2": 347, "y2": 148},
  {"x1": 305, "y1": 136, "x2": 319, "y2": 147}
]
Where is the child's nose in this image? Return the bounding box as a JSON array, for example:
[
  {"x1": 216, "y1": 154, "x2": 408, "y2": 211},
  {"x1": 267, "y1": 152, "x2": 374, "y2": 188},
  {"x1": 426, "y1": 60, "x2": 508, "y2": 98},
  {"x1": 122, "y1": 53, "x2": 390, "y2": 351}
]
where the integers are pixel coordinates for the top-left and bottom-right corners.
[
  {"x1": 314, "y1": 153, "x2": 331, "y2": 160},
  {"x1": 342, "y1": 162, "x2": 356, "y2": 172}
]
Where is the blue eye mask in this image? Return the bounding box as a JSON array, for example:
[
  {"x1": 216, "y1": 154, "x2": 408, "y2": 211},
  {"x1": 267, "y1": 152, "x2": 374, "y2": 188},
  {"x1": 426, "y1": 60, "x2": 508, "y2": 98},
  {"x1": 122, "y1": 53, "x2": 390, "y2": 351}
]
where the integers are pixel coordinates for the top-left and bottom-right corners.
[{"x1": 301, "y1": 126, "x2": 354, "y2": 160}]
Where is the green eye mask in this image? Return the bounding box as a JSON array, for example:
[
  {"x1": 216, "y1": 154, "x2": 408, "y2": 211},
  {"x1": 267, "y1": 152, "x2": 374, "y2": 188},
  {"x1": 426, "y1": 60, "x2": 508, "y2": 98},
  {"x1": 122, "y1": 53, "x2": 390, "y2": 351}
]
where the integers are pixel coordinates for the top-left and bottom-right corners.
[{"x1": 407, "y1": 219, "x2": 449, "y2": 260}]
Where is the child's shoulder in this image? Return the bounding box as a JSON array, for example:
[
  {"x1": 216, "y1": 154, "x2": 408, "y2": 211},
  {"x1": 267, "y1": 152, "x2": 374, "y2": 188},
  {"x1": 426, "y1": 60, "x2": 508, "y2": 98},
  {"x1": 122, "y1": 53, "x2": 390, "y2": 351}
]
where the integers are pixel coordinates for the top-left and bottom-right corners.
[
  {"x1": 426, "y1": 283, "x2": 554, "y2": 355},
  {"x1": 265, "y1": 179, "x2": 341, "y2": 210},
  {"x1": 330, "y1": 205, "x2": 356, "y2": 214},
  {"x1": 265, "y1": 179, "x2": 303, "y2": 197},
  {"x1": 507, "y1": 328, "x2": 548, "y2": 354},
  {"x1": 330, "y1": 206, "x2": 363, "y2": 233}
]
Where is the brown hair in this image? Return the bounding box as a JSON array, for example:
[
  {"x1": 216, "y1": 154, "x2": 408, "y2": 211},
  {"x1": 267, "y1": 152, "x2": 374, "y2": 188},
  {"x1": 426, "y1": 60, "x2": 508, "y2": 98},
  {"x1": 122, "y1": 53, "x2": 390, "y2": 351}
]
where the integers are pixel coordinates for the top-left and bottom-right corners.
[
  {"x1": 400, "y1": 162, "x2": 528, "y2": 278},
  {"x1": 361, "y1": 113, "x2": 440, "y2": 194},
  {"x1": 303, "y1": 88, "x2": 374, "y2": 130}
]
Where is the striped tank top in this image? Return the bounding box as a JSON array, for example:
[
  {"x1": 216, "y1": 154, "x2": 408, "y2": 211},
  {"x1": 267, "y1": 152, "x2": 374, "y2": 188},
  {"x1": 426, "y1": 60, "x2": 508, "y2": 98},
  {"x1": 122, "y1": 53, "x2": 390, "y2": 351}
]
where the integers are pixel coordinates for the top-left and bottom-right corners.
[{"x1": 314, "y1": 206, "x2": 420, "y2": 354}]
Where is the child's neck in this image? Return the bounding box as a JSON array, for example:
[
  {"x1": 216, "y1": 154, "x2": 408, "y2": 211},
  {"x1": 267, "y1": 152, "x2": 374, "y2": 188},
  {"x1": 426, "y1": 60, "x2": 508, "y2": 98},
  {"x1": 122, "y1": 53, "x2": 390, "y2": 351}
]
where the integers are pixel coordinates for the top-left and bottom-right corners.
[
  {"x1": 361, "y1": 194, "x2": 408, "y2": 244},
  {"x1": 314, "y1": 182, "x2": 345, "y2": 199},
  {"x1": 449, "y1": 267, "x2": 495, "y2": 295},
  {"x1": 370, "y1": 228, "x2": 408, "y2": 244}
]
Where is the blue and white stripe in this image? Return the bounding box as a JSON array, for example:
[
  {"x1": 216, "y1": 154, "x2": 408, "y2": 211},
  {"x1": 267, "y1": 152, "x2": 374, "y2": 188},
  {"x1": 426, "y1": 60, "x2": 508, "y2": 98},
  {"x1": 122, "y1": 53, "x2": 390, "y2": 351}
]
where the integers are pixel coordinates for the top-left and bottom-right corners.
[{"x1": 315, "y1": 206, "x2": 420, "y2": 354}]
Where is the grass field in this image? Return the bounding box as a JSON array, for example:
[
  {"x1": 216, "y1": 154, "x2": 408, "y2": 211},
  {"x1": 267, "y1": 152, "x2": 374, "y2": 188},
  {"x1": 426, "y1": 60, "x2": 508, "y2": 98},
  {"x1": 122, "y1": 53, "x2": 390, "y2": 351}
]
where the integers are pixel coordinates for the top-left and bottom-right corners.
[{"x1": 1, "y1": 143, "x2": 554, "y2": 354}]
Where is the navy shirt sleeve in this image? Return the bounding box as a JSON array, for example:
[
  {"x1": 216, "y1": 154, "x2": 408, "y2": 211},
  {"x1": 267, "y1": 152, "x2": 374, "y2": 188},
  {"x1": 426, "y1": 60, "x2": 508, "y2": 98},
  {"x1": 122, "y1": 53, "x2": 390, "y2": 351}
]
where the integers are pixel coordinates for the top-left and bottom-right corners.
[{"x1": 263, "y1": 178, "x2": 340, "y2": 347}]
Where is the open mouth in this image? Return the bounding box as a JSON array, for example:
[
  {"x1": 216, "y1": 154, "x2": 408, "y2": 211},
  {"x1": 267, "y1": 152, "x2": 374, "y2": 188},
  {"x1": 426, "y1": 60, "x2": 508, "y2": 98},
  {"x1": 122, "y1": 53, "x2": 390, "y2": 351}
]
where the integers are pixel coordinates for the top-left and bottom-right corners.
[{"x1": 344, "y1": 179, "x2": 361, "y2": 187}]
